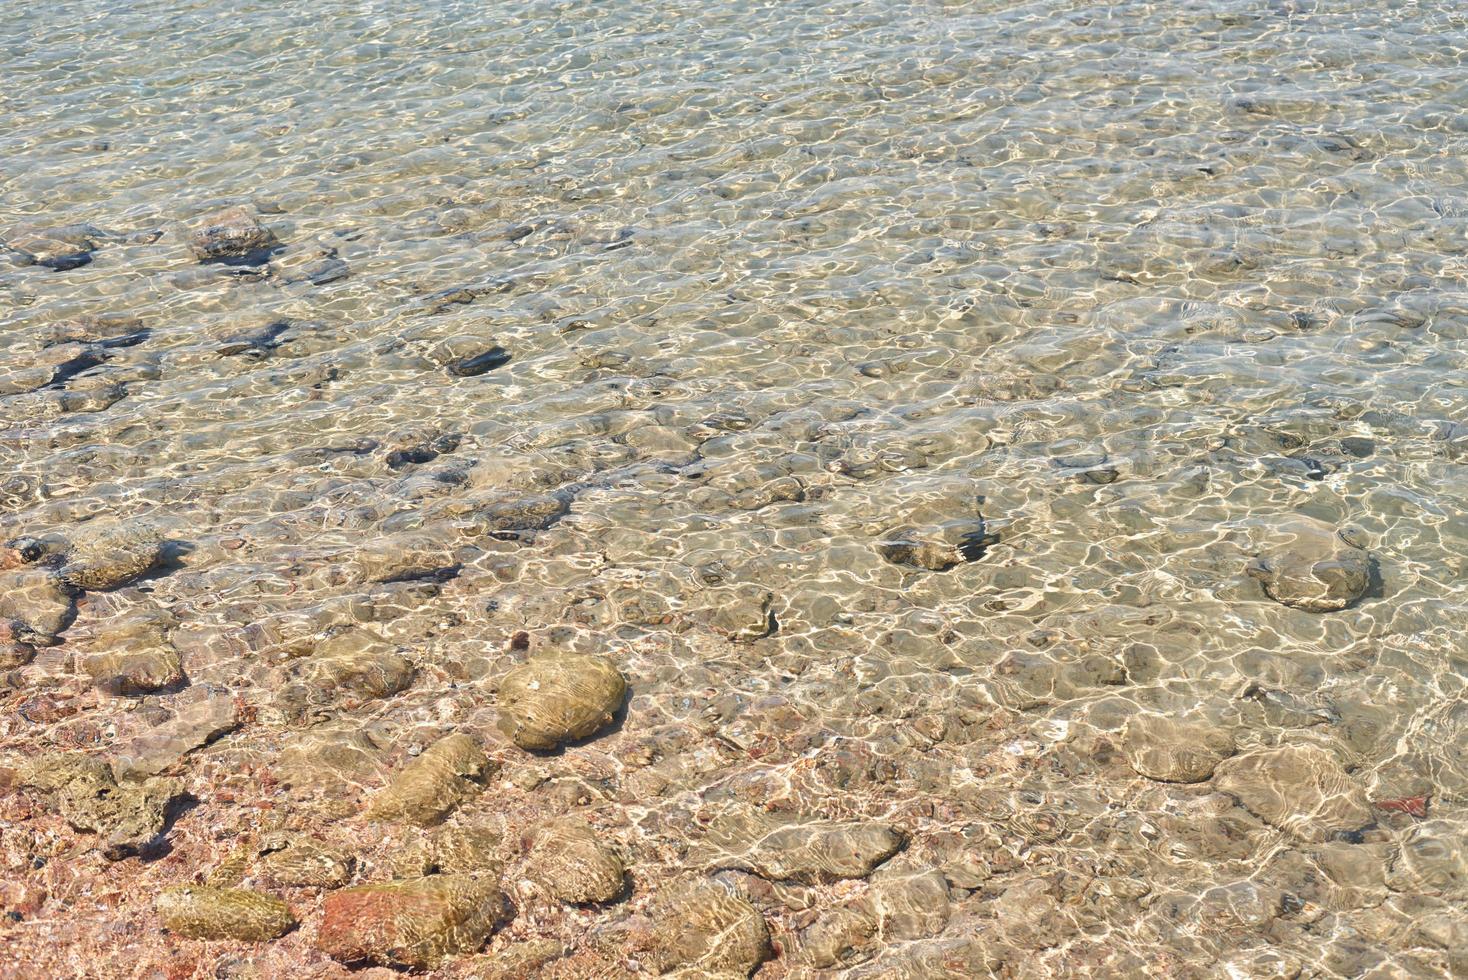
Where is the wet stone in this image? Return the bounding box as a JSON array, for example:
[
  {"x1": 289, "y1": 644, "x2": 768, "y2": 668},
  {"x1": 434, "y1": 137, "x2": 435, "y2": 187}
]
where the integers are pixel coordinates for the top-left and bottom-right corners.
[
  {"x1": 876, "y1": 523, "x2": 992, "y2": 572},
  {"x1": 3, "y1": 223, "x2": 118, "y2": 270},
  {"x1": 1246, "y1": 517, "x2": 1372, "y2": 612},
  {"x1": 315, "y1": 874, "x2": 506, "y2": 970},
  {"x1": 186, "y1": 206, "x2": 279, "y2": 264},
  {"x1": 1122, "y1": 714, "x2": 1236, "y2": 783},
  {"x1": 155, "y1": 885, "x2": 295, "y2": 941},
  {"x1": 59, "y1": 519, "x2": 166, "y2": 591},
  {"x1": 1214, "y1": 744, "x2": 1373, "y2": 843},
  {"x1": 496, "y1": 652, "x2": 627, "y2": 751},
  {"x1": 365, "y1": 732, "x2": 493, "y2": 826},
  {"x1": 699, "y1": 809, "x2": 905, "y2": 883},
  {"x1": 525, "y1": 819, "x2": 626, "y2": 904},
  {"x1": 472, "y1": 491, "x2": 572, "y2": 535},
  {"x1": 644, "y1": 880, "x2": 772, "y2": 977},
  {"x1": 0, "y1": 620, "x2": 36, "y2": 668},
  {"x1": 278, "y1": 725, "x2": 386, "y2": 794},
  {"x1": 798, "y1": 868, "x2": 951, "y2": 967},
  {"x1": 21, "y1": 753, "x2": 182, "y2": 860}
]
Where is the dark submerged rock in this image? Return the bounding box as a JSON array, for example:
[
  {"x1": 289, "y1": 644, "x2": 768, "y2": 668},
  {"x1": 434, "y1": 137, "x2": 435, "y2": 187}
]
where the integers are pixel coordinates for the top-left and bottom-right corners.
[{"x1": 186, "y1": 206, "x2": 279, "y2": 264}]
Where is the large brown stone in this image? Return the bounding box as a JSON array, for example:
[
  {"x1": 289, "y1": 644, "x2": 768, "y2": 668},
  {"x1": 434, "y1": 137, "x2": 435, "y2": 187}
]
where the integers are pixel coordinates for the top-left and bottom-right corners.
[
  {"x1": 699, "y1": 808, "x2": 904, "y2": 883},
  {"x1": 315, "y1": 874, "x2": 506, "y2": 969},
  {"x1": 1245, "y1": 517, "x2": 1371, "y2": 612},
  {"x1": 1122, "y1": 714, "x2": 1236, "y2": 783},
  {"x1": 644, "y1": 880, "x2": 771, "y2": 977},
  {"x1": 496, "y1": 653, "x2": 627, "y2": 751},
  {"x1": 186, "y1": 206, "x2": 278, "y2": 263},
  {"x1": 59, "y1": 520, "x2": 165, "y2": 591},
  {"x1": 525, "y1": 820, "x2": 626, "y2": 905},
  {"x1": 365, "y1": 733, "x2": 493, "y2": 826}
]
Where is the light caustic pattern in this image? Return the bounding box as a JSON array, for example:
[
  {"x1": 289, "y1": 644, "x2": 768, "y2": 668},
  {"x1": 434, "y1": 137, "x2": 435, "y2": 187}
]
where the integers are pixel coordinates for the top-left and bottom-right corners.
[{"x1": 1, "y1": 0, "x2": 1466, "y2": 977}]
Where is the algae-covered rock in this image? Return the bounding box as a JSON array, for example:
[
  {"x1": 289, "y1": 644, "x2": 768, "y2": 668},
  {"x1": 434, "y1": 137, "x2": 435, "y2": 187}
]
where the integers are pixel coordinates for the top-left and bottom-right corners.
[
  {"x1": 1214, "y1": 744, "x2": 1373, "y2": 842},
  {"x1": 496, "y1": 653, "x2": 627, "y2": 751},
  {"x1": 365, "y1": 733, "x2": 493, "y2": 826},
  {"x1": 1122, "y1": 714, "x2": 1236, "y2": 783},
  {"x1": 316, "y1": 874, "x2": 506, "y2": 969},
  {"x1": 187, "y1": 206, "x2": 278, "y2": 263},
  {"x1": 699, "y1": 809, "x2": 905, "y2": 882},
  {"x1": 393, "y1": 824, "x2": 503, "y2": 878},
  {"x1": 1245, "y1": 517, "x2": 1371, "y2": 612},
  {"x1": 156, "y1": 885, "x2": 295, "y2": 941},
  {"x1": 59, "y1": 520, "x2": 166, "y2": 591},
  {"x1": 526, "y1": 819, "x2": 626, "y2": 904},
  {"x1": 645, "y1": 880, "x2": 772, "y2": 977},
  {"x1": 0, "y1": 567, "x2": 74, "y2": 643},
  {"x1": 22, "y1": 753, "x2": 182, "y2": 859}
]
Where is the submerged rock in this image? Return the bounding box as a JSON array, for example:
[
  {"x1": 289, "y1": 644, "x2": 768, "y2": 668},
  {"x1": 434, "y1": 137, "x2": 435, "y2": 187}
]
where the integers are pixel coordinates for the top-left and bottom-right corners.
[
  {"x1": 83, "y1": 646, "x2": 183, "y2": 695},
  {"x1": 1122, "y1": 714, "x2": 1236, "y2": 783},
  {"x1": 59, "y1": 520, "x2": 166, "y2": 591},
  {"x1": 644, "y1": 880, "x2": 772, "y2": 977},
  {"x1": 0, "y1": 567, "x2": 74, "y2": 643},
  {"x1": 393, "y1": 824, "x2": 502, "y2": 878},
  {"x1": 255, "y1": 833, "x2": 356, "y2": 888},
  {"x1": 798, "y1": 869, "x2": 951, "y2": 967},
  {"x1": 699, "y1": 809, "x2": 904, "y2": 883},
  {"x1": 278, "y1": 725, "x2": 386, "y2": 794},
  {"x1": 365, "y1": 733, "x2": 493, "y2": 826},
  {"x1": 186, "y1": 206, "x2": 279, "y2": 264},
  {"x1": 1246, "y1": 517, "x2": 1372, "y2": 612},
  {"x1": 700, "y1": 585, "x2": 777, "y2": 642},
  {"x1": 496, "y1": 652, "x2": 627, "y2": 751},
  {"x1": 3, "y1": 223, "x2": 122, "y2": 271},
  {"x1": 1387, "y1": 820, "x2": 1467, "y2": 900},
  {"x1": 526, "y1": 819, "x2": 625, "y2": 904},
  {"x1": 81, "y1": 609, "x2": 182, "y2": 695},
  {"x1": 277, "y1": 627, "x2": 415, "y2": 719},
  {"x1": 1214, "y1": 744, "x2": 1373, "y2": 842},
  {"x1": 155, "y1": 885, "x2": 295, "y2": 941},
  {"x1": 875, "y1": 522, "x2": 992, "y2": 572},
  {"x1": 21, "y1": 753, "x2": 182, "y2": 859},
  {"x1": 0, "y1": 620, "x2": 35, "y2": 669},
  {"x1": 113, "y1": 684, "x2": 240, "y2": 777},
  {"x1": 316, "y1": 874, "x2": 506, "y2": 969}
]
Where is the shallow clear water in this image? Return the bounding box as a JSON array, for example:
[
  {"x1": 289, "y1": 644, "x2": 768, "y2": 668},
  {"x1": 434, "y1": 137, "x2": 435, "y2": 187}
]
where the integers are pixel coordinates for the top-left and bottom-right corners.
[{"x1": 2, "y1": 0, "x2": 1467, "y2": 976}]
